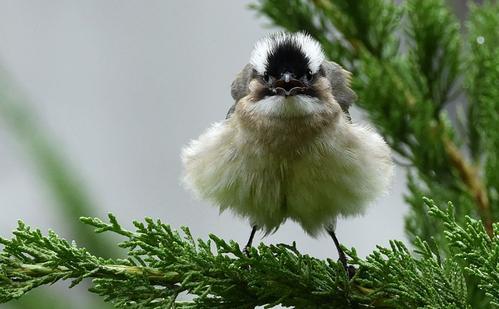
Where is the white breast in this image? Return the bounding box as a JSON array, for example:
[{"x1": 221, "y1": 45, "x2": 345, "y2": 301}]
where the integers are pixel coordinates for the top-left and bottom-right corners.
[{"x1": 181, "y1": 116, "x2": 393, "y2": 236}]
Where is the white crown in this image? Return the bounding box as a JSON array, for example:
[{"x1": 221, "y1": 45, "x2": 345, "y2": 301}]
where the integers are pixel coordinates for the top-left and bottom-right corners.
[{"x1": 249, "y1": 32, "x2": 325, "y2": 75}]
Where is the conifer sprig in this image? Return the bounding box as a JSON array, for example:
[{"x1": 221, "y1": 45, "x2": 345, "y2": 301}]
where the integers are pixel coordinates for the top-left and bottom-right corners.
[{"x1": 0, "y1": 200, "x2": 497, "y2": 307}]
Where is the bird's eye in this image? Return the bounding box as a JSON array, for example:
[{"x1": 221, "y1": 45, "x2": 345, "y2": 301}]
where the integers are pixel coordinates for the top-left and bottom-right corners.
[
  {"x1": 263, "y1": 72, "x2": 270, "y2": 83},
  {"x1": 306, "y1": 70, "x2": 313, "y2": 81}
]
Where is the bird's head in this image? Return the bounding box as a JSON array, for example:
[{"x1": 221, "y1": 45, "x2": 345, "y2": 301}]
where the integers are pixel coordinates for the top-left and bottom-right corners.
[
  {"x1": 231, "y1": 32, "x2": 355, "y2": 120},
  {"x1": 250, "y1": 32, "x2": 323, "y2": 98}
]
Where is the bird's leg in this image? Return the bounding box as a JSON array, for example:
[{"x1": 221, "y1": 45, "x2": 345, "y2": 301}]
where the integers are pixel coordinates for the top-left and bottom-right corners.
[
  {"x1": 243, "y1": 225, "x2": 258, "y2": 256},
  {"x1": 327, "y1": 229, "x2": 356, "y2": 279}
]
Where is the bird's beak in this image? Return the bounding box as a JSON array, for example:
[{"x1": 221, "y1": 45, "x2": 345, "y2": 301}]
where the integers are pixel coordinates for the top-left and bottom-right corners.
[{"x1": 272, "y1": 72, "x2": 308, "y2": 96}]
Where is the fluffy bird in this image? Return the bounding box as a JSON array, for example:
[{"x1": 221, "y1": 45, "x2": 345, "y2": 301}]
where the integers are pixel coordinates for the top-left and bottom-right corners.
[{"x1": 182, "y1": 32, "x2": 393, "y2": 273}]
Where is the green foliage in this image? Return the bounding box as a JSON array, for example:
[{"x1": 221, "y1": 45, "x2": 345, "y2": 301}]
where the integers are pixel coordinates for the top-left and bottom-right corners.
[
  {"x1": 406, "y1": 0, "x2": 461, "y2": 108},
  {"x1": 466, "y1": 1, "x2": 499, "y2": 220},
  {"x1": 0, "y1": 199, "x2": 496, "y2": 308},
  {"x1": 1, "y1": 214, "x2": 354, "y2": 308}
]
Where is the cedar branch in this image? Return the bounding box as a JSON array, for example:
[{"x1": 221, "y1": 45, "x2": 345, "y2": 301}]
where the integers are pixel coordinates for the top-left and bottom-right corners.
[{"x1": 442, "y1": 137, "x2": 493, "y2": 236}]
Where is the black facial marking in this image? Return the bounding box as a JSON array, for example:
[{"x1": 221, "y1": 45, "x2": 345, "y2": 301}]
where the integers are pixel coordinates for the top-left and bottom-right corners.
[
  {"x1": 252, "y1": 79, "x2": 319, "y2": 101},
  {"x1": 265, "y1": 40, "x2": 310, "y2": 80}
]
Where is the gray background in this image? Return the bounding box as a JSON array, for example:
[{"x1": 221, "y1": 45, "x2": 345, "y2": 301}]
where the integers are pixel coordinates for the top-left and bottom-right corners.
[{"x1": 0, "y1": 0, "x2": 407, "y2": 276}]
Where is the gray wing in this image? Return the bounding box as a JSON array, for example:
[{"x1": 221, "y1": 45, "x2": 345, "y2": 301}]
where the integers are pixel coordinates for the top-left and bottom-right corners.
[
  {"x1": 226, "y1": 64, "x2": 254, "y2": 119},
  {"x1": 320, "y1": 61, "x2": 357, "y2": 116}
]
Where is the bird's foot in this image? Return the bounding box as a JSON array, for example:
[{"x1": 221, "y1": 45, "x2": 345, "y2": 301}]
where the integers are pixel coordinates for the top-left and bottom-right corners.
[
  {"x1": 338, "y1": 258, "x2": 356, "y2": 279},
  {"x1": 327, "y1": 229, "x2": 356, "y2": 279},
  {"x1": 338, "y1": 253, "x2": 356, "y2": 279},
  {"x1": 345, "y1": 264, "x2": 356, "y2": 279},
  {"x1": 242, "y1": 246, "x2": 253, "y2": 271},
  {"x1": 243, "y1": 245, "x2": 251, "y2": 257},
  {"x1": 338, "y1": 256, "x2": 357, "y2": 279}
]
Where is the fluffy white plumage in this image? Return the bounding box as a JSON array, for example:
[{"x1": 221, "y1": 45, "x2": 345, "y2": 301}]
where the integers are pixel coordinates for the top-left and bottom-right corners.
[
  {"x1": 250, "y1": 32, "x2": 325, "y2": 75},
  {"x1": 245, "y1": 90, "x2": 327, "y2": 118},
  {"x1": 182, "y1": 96, "x2": 393, "y2": 236}
]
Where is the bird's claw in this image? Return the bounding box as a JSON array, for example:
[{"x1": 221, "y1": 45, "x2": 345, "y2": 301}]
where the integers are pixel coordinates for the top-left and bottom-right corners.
[
  {"x1": 243, "y1": 246, "x2": 251, "y2": 257},
  {"x1": 338, "y1": 257, "x2": 356, "y2": 279},
  {"x1": 346, "y1": 265, "x2": 356, "y2": 279}
]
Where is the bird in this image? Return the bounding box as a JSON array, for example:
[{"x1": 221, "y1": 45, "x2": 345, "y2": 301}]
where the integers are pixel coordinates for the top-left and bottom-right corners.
[{"x1": 181, "y1": 32, "x2": 393, "y2": 275}]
